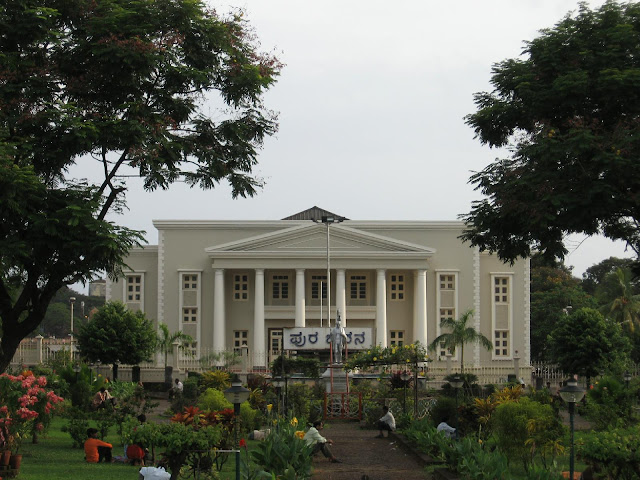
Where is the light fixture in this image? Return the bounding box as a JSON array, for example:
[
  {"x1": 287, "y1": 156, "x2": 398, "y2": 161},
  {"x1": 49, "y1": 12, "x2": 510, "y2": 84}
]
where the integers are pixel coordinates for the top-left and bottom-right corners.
[
  {"x1": 223, "y1": 376, "x2": 251, "y2": 480},
  {"x1": 559, "y1": 378, "x2": 585, "y2": 480}
]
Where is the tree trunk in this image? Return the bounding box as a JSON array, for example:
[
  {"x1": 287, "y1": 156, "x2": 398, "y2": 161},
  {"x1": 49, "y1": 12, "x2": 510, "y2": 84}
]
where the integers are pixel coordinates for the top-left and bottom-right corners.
[{"x1": 112, "y1": 363, "x2": 118, "y2": 381}]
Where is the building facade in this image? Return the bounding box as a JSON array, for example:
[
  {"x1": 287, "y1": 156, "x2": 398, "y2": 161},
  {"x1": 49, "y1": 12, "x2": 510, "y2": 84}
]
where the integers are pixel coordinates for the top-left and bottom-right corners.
[{"x1": 107, "y1": 208, "x2": 530, "y2": 371}]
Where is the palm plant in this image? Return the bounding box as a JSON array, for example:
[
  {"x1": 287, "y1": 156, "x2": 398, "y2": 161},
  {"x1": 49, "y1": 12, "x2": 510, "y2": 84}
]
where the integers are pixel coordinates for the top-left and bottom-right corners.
[
  {"x1": 599, "y1": 267, "x2": 640, "y2": 332},
  {"x1": 157, "y1": 322, "x2": 194, "y2": 368},
  {"x1": 428, "y1": 309, "x2": 492, "y2": 372}
]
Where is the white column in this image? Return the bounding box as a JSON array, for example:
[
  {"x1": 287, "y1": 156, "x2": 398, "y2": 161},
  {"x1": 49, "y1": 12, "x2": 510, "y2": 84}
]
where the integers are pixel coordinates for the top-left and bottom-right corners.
[
  {"x1": 376, "y1": 269, "x2": 387, "y2": 346},
  {"x1": 295, "y1": 269, "x2": 306, "y2": 327},
  {"x1": 213, "y1": 269, "x2": 226, "y2": 352},
  {"x1": 336, "y1": 269, "x2": 346, "y2": 326},
  {"x1": 414, "y1": 269, "x2": 428, "y2": 346},
  {"x1": 254, "y1": 269, "x2": 265, "y2": 367}
]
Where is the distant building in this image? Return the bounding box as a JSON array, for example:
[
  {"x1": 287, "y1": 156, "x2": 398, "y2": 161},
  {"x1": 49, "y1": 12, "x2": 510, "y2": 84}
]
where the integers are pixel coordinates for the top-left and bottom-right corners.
[
  {"x1": 89, "y1": 279, "x2": 106, "y2": 298},
  {"x1": 107, "y1": 207, "x2": 530, "y2": 370}
]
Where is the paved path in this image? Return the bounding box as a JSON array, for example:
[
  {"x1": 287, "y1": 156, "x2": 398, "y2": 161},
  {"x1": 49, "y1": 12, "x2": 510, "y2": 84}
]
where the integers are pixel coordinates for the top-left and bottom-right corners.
[{"x1": 310, "y1": 422, "x2": 431, "y2": 480}]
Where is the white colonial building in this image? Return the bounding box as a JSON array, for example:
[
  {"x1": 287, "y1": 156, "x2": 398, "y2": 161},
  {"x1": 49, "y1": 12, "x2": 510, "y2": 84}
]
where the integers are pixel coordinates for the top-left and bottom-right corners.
[{"x1": 106, "y1": 207, "x2": 530, "y2": 376}]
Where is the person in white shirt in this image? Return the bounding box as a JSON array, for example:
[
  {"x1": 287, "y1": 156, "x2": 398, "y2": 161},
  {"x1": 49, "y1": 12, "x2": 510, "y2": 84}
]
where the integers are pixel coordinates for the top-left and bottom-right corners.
[
  {"x1": 303, "y1": 421, "x2": 341, "y2": 463},
  {"x1": 376, "y1": 405, "x2": 396, "y2": 438}
]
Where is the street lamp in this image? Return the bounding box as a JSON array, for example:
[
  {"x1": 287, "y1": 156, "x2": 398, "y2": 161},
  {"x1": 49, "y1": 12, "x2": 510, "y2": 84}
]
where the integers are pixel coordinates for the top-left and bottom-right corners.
[
  {"x1": 223, "y1": 376, "x2": 251, "y2": 480},
  {"x1": 73, "y1": 363, "x2": 81, "y2": 382},
  {"x1": 559, "y1": 378, "x2": 585, "y2": 480},
  {"x1": 624, "y1": 371, "x2": 632, "y2": 389},
  {"x1": 450, "y1": 375, "x2": 463, "y2": 434},
  {"x1": 401, "y1": 371, "x2": 411, "y2": 414},
  {"x1": 312, "y1": 215, "x2": 344, "y2": 327}
]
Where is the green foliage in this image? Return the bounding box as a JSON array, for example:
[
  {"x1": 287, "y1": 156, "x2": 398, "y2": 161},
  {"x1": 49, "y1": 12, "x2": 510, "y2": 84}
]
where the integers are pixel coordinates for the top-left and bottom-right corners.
[
  {"x1": 250, "y1": 422, "x2": 312, "y2": 479},
  {"x1": 598, "y1": 267, "x2": 640, "y2": 332},
  {"x1": 76, "y1": 301, "x2": 157, "y2": 371},
  {"x1": 61, "y1": 408, "x2": 90, "y2": 448},
  {"x1": 156, "y1": 323, "x2": 193, "y2": 368},
  {"x1": 491, "y1": 397, "x2": 563, "y2": 472},
  {"x1": 403, "y1": 419, "x2": 452, "y2": 462},
  {"x1": 584, "y1": 375, "x2": 637, "y2": 430},
  {"x1": 286, "y1": 383, "x2": 311, "y2": 420},
  {"x1": 198, "y1": 388, "x2": 233, "y2": 412},
  {"x1": 0, "y1": 0, "x2": 281, "y2": 374},
  {"x1": 200, "y1": 370, "x2": 231, "y2": 392},
  {"x1": 577, "y1": 424, "x2": 640, "y2": 480},
  {"x1": 453, "y1": 437, "x2": 510, "y2": 480},
  {"x1": 429, "y1": 396, "x2": 458, "y2": 427},
  {"x1": 343, "y1": 342, "x2": 430, "y2": 372},
  {"x1": 461, "y1": 2, "x2": 640, "y2": 269},
  {"x1": 428, "y1": 310, "x2": 493, "y2": 372},
  {"x1": 547, "y1": 308, "x2": 631, "y2": 379},
  {"x1": 530, "y1": 264, "x2": 597, "y2": 361},
  {"x1": 270, "y1": 355, "x2": 322, "y2": 378}
]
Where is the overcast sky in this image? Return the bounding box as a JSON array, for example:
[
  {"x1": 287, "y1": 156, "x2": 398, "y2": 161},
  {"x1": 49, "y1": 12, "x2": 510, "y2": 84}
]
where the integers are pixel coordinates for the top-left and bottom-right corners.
[{"x1": 87, "y1": 0, "x2": 635, "y2": 283}]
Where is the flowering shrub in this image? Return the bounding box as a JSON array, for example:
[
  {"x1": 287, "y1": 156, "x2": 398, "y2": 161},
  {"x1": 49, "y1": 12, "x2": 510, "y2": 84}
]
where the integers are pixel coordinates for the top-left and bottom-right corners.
[
  {"x1": 343, "y1": 342, "x2": 430, "y2": 372},
  {"x1": 0, "y1": 372, "x2": 64, "y2": 452}
]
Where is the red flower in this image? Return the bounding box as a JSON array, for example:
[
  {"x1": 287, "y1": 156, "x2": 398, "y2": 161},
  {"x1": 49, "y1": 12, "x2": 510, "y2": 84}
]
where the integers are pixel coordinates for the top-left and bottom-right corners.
[{"x1": 239, "y1": 438, "x2": 247, "y2": 448}]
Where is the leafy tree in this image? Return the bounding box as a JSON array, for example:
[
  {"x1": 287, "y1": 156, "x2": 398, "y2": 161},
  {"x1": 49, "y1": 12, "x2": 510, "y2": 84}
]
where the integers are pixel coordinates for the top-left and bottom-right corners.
[
  {"x1": 599, "y1": 267, "x2": 640, "y2": 332},
  {"x1": 461, "y1": 2, "x2": 640, "y2": 269},
  {"x1": 582, "y1": 257, "x2": 638, "y2": 296},
  {"x1": 156, "y1": 322, "x2": 193, "y2": 368},
  {"x1": 547, "y1": 308, "x2": 631, "y2": 383},
  {"x1": 428, "y1": 309, "x2": 492, "y2": 372},
  {"x1": 0, "y1": 0, "x2": 280, "y2": 373},
  {"x1": 530, "y1": 263, "x2": 596, "y2": 361},
  {"x1": 76, "y1": 301, "x2": 156, "y2": 379}
]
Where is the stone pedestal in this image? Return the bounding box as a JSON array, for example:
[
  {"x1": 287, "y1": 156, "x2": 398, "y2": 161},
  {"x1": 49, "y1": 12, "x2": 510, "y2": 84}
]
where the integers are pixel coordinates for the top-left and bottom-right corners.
[{"x1": 322, "y1": 364, "x2": 348, "y2": 393}]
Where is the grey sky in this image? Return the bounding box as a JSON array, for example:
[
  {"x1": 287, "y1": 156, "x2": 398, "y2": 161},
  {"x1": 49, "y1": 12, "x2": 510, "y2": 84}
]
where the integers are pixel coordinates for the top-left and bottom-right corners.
[{"x1": 84, "y1": 0, "x2": 633, "y2": 283}]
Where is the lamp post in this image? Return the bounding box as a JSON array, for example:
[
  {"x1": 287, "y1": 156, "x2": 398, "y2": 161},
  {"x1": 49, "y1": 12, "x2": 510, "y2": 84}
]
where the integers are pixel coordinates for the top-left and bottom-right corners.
[
  {"x1": 559, "y1": 378, "x2": 585, "y2": 480},
  {"x1": 73, "y1": 363, "x2": 81, "y2": 381},
  {"x1": 224, "y1": 376, "x2": 251, "y2": 480},
  {"x1": 624, "y1": 370, "x2": 632, "y2": 389},
  {"x1": 450, "y1": 375, "x2": 463, "y2": 434},
  {"x1": 401, "y1": 371, "x2": 411, "y2": 414},
  {"x1": 312, "y1": 215, "x2": 344, "y2": 327}
]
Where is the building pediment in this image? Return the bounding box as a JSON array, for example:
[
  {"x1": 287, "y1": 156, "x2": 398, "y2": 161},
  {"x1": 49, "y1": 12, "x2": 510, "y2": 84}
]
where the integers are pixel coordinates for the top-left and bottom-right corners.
[{"x1": 205, "y1": 224, "x2": 435, "y2": 259}]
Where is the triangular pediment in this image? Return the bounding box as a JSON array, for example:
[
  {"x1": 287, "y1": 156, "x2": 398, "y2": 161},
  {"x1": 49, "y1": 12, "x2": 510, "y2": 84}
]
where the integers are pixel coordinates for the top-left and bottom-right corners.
[{"x1": 205, "y1": 224, "x2": 435, "y2": 258}]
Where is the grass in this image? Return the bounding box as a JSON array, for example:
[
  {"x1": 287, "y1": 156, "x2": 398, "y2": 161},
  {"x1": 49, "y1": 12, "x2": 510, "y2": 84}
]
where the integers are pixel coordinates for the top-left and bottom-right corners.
[{"x1": 14, "y1": 418, "x2": 242, "y2": 480}]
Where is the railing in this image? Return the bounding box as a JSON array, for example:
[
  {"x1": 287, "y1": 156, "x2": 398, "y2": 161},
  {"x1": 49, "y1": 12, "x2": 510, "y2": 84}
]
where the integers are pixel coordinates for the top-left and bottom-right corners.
[{"x1": 324, "y1": 392, "x2": 362, "y2": 420}]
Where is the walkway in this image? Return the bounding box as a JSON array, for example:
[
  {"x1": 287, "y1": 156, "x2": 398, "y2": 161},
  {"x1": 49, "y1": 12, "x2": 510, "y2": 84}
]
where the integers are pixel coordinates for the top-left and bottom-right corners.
[{"x1": 310, "y1": 422, "x2": 431, "y2": 480}]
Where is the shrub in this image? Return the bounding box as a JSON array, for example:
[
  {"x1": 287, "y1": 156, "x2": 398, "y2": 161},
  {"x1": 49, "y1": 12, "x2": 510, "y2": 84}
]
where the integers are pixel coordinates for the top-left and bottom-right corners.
[
  {"x1": 491, "y1": 397, "x2": 563, "y2": 472},
  {"x1": 200, "y1": 370, "x2": 231, "y2": 392},
  {"x1": 250, "y1": 421, "x2": 312, "y2": 479},
  {"x1": 198, "y1": 388, "x2": 232, "y2": 412},
  {"x1": 61, "y1": 408, "x2": 90, "y2": 448},
  {"x1": 429, "y1": 396, "x2": 457, "y2": 426},
  {"x1": 287, "y1": 383, "x2": 311, "y2": 419},
  {"x1": 577, "y1": 424, "x2": 640, "y2": 480},
  {"x1": 584, "y1": 375, "x2": 634, "y2": 430}
]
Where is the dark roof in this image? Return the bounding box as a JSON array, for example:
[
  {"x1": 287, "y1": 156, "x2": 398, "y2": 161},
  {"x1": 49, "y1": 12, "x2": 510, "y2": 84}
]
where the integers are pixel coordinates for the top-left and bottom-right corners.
[{"x1": 282, "y1": 206, "x2": 348, "y2": 221}]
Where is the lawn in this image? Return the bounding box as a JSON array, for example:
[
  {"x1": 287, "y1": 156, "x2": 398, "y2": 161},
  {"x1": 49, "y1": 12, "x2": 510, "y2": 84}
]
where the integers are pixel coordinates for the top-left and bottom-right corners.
[{"x1": 14, "y1": 418, "x2": 242, "y2": 480}]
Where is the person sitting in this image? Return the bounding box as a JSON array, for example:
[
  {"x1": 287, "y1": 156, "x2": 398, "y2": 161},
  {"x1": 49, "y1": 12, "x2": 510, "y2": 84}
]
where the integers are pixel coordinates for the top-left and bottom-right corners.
[
  {"x1": 126, "y1": 444, "x2": 146, "y2": 466},
  {"x1": 84, "y1": 428, "x2": 113, "y2": 463},
  {"x1": 376, "y1": 405, "x2": 396, "y2": 438},
  {"x1": 91, "y1": 387, "x2": 107, "y2": 410},
  {"x1": 303, "y1": 421, "x2": 341, "y2": 463}
]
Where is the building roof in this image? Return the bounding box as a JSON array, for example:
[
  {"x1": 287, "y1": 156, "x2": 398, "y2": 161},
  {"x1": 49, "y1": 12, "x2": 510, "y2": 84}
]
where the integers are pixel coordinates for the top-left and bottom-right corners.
[{"x1": 282, "y1": 206, "x2": 348, "y2": 221}]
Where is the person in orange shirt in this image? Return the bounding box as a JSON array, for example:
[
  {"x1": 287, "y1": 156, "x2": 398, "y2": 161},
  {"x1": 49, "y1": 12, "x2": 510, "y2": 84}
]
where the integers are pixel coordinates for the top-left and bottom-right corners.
[{"x1": 84, "y1": 428, "x2": 113, "y2": 463}]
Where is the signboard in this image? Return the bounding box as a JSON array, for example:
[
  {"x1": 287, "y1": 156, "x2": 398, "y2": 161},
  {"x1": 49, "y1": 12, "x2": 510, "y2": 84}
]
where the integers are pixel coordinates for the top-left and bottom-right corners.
[{"x1": 283, "y1": 327, "x2": 373, "y2": 350}]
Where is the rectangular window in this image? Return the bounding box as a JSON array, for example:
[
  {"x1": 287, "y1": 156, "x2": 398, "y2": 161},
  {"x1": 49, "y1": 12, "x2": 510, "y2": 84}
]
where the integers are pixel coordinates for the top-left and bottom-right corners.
[
  {"x1": 350, "y1": 275, "x2": 367, "y2": 300},
  {"x1": 272, "y1": 274, "x2": 289, "y2": 299},
  {"x1": 494, "y1": 277, "x2": 509, "y2": 303},
  {"x1": 182, "y1": 307, "x2": 197, "y2": 323},
  {"x1": 389, "y1": 330, "x2": 404, "y2": 347},
  {"x1": 127, "y1": 275, "x2": 142, "y2": 302},
  {"x1": 182, "y1": 274, "x2": 198, "y2": 290},
  {"x1": 182, "y1": 341, "x2": 197, "y2": 357},
  {"x1": 234, "y1": 330, "x2": 249, "y2": 352},
  {"x1": 494, "y1": 331, "x2": 509, "y2": 357},
  {"x1": 311, "y1": 275, "x2": 327, "y2": 300},
  {"x1": 389, "y1": 274, "x2": 405, "y2": 301},
  {"x1": 234, "y1": 274, "x2": 249, "y2": 301},
  {"x1": 439, "y1": 308, "x2": 456, "y2": 357},
  {"x1": 440, "y1": 274, "x2": 455, "y2": 290}
]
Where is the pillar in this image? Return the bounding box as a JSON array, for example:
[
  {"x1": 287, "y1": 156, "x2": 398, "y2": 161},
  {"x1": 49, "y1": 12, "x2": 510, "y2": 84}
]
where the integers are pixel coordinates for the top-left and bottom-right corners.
[
  {"x1": 295, "y1": 269, "x2": 306, "y2": 327},
  {"x1": 376, "y1": 269, "x2": 387, "y2": 346},
  {"x1": 414, "y1": 269, "x2": 427, "y2": 346},
  {"x1": 336, "y1": 269, "x2": 346, "y2": 326},
  {"x1": 254, "y1": 269, "x2": 265, "y2": 367},
  {"x1": 213, "y1": 269, "x2": 226, "y2": 352}
]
